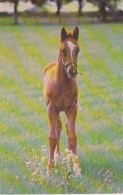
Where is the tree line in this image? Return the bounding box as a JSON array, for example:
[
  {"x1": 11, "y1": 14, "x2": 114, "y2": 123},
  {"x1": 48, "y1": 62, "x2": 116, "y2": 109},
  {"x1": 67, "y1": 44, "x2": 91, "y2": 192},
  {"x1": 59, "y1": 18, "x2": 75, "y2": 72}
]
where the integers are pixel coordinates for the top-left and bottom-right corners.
[{"x1": 0, "y1": 0, "x2": 122, "y2": 24}]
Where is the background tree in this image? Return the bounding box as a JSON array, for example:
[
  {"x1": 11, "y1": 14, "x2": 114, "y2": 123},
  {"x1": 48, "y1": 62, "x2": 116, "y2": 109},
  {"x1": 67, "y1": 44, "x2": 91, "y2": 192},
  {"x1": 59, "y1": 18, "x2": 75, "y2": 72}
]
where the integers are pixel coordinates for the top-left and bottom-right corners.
[
  {"x1": 56, "y1": 0, "x2": 62, "y2": 15},
  {"x1": 77, "y1": 0, "x2": 83, "y2": 15},
  {"x1": 0, "y1": 0, "x2": 19, "y2": 24},
  {"x1": 87, "y1": 0, "x2": 121, "y2": 21},
  {"x1": 49, "y1": 0, "x2": 62, "y2": 15},
  {"x1": 31, "y1": 0, "x2": 45, "y2": 6}
]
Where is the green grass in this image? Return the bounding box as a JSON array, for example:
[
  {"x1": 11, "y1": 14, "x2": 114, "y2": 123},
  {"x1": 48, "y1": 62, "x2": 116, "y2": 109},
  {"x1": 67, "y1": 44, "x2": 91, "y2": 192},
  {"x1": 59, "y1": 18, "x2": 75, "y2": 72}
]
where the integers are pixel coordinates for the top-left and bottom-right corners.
[{"x1": 0, "y1": 18, "x2": 123, "y2": 193}]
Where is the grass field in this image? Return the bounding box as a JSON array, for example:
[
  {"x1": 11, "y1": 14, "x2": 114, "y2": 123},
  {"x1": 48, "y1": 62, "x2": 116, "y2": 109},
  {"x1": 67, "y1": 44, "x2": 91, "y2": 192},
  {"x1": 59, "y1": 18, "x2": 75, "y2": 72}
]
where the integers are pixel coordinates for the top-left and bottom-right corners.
[{"x1": 0, "y1": 18, "x2": 123, "y2": 194}]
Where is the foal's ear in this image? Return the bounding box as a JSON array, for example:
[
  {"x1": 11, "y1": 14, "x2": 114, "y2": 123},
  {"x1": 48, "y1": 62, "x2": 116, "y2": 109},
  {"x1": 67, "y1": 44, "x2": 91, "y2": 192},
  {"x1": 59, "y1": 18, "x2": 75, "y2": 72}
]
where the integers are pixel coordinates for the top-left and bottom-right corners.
[
  {"x1": 73, "y1": 27, "x2": 79, "y2": 40},
  {"x1": 61, "y1": 27, "x2": 67, "y2": 41}
]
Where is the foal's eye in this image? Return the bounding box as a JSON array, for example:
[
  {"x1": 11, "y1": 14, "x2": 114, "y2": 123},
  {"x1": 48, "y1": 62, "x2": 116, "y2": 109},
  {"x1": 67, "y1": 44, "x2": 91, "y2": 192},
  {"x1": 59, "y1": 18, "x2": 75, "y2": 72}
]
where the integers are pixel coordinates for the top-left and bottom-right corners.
[{"x1": 62, "y1": 48, "x2": 67, "y2": 56}]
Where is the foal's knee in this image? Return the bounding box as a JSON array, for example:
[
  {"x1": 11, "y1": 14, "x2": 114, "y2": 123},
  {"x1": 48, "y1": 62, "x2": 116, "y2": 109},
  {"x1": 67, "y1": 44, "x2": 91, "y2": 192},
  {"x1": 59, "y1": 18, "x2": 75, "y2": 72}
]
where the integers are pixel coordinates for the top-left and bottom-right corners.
[{"x1": 68, "y1": 134, "x2": 77, "y2": 149}]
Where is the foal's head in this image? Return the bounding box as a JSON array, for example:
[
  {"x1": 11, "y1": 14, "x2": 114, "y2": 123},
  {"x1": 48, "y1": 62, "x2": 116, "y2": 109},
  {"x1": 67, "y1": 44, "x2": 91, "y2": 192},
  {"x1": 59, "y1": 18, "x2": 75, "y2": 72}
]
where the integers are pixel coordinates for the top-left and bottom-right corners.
[{"x1": 60, "y1": 27, "x2": 79, "y2": 79}]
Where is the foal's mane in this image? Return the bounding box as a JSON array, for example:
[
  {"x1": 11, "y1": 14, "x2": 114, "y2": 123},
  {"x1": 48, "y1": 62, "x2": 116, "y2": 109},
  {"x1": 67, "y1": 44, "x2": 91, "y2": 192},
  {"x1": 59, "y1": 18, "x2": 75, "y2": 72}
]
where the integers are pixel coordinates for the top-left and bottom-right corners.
[
  {"x1": 65, "y1": 31, "x2": 74, "y2": 39},
  {"x1": 61, "y1": 31, "x2": 74, "y2": 42}
]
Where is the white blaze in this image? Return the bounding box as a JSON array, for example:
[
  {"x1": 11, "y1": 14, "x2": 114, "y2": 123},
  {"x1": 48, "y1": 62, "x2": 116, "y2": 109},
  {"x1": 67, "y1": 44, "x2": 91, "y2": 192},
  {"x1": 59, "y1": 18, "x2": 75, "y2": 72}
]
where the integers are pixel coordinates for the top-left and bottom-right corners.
[{"x1": 67, "y1": 41, "x2": 76, "y2": 60}]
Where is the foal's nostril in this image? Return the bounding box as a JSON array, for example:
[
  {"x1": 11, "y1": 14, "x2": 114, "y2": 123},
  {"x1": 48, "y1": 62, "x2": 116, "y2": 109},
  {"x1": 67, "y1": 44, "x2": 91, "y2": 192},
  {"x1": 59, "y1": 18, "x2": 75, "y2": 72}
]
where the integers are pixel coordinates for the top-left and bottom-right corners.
[
  {"x1": 73, "y1": 70, "x2": 76, "y2": 74},
  {"x1": 72, "y1": 69, "x2": 77, "y2": 75},
  {"x1": 69, "y1": 68, "x2": 77, "y2": 76}
]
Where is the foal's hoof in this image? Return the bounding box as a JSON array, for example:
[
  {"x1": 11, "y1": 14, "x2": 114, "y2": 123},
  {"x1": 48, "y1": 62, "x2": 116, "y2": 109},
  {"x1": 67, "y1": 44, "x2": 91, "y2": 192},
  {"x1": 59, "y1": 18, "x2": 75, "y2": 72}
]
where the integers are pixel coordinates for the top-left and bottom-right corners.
[
  {"x1": 54, "y1": 153, "x2": 60, "y2": 165},
  {"x1": 65, "y1": 149, "x2": 82, "y2": 178},
  {"x1": 72, "y1": 155, "x2": 82, "y2": 178},
  {"x1": 48, "y1": 160, "x2": 54, "y2": 171},
  {"x1": 46, "y1": 160, "x2": 54, "y2": 177}
]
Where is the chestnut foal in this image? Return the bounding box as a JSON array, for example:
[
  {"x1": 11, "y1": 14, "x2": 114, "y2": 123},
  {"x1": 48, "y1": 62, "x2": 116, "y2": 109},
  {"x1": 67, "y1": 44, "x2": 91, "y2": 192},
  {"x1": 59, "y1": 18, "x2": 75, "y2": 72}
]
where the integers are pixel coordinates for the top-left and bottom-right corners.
[{"x1": 43, "y1": 27, "x2": 81, "y2": 177}]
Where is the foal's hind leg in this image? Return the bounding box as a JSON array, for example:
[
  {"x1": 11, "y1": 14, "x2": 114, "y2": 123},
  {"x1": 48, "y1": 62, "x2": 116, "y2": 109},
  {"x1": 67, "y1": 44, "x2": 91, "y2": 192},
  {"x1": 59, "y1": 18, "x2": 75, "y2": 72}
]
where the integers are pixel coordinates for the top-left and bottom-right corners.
[{"x1": 54, "y1": 116, "x2": 62, "y2": 165}]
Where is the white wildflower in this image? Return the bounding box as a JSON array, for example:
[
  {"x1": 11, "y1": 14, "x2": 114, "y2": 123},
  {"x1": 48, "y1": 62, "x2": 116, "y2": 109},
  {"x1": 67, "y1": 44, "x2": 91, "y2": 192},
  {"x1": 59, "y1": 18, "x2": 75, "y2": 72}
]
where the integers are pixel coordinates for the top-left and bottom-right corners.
[
  {"x1": 26, "y1": 161, "x2": 31, "y2": 165},
  {"x1": 32, "y1": 169, "x2": 39, "y2": 176}
]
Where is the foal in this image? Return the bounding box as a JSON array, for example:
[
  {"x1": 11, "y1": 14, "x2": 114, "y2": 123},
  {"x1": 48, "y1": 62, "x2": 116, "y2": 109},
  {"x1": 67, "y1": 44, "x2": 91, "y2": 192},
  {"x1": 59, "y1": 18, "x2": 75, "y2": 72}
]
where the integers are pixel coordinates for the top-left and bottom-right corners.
[{"x1": 43, "y1": 27, "x2": 81, "y2": 176}]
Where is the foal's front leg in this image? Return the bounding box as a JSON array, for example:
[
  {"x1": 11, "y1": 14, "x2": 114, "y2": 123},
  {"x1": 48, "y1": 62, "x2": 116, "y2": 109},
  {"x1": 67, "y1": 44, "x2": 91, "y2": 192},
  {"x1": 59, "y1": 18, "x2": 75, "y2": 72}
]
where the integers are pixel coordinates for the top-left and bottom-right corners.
[
  {"x1": 54, "y1": 116, "x2": 62, "y2": 165},
  {"x1": 47, "y1": 105, "x2": 58, "y2": 171},
  {"x1": 65, "y1": 104, "x2": 81, "y2": 177},
  {"x1": 65, "y1": 104, "x2": 77, "y2": 154}
]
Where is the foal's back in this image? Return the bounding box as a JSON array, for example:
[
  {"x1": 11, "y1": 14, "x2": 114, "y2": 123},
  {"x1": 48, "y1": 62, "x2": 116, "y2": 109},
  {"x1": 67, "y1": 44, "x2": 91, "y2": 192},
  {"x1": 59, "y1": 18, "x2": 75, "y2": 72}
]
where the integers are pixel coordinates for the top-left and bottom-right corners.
[{"x1": 43, "y1": 61, "x2": 56, "y2": 77}]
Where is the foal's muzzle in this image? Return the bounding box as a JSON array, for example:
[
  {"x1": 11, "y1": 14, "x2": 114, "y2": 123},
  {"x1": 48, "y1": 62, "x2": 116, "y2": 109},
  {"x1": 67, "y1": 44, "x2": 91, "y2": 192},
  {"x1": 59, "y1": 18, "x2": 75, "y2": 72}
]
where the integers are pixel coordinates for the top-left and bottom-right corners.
[{"x1": 64, "y1": 61, "x2": 77, "y2": 78}]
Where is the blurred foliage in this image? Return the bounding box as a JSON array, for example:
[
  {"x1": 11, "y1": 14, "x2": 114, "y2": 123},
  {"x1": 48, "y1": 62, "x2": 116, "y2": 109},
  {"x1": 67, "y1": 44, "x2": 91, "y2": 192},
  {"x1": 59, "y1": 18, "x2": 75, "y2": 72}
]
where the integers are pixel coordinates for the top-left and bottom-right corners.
[
  {"x1": 87, "y1": 0, "x2": 122, "y2": 21},
  {"x1": 0, "y1": 0, "x2": 122, "y2": 24}
]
